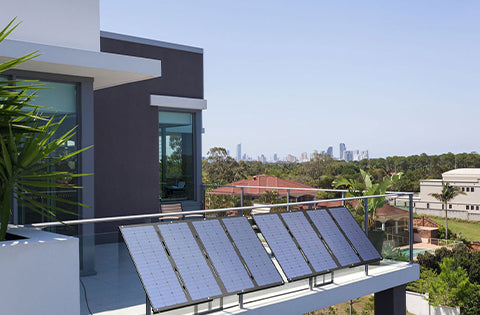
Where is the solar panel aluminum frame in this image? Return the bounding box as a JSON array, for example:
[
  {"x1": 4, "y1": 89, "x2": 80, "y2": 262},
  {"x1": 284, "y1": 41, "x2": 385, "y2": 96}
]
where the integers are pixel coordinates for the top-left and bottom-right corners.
[
  {"x1": 326, "y1": 207, "x2": 382, "y2": 265},
  {"x1": 119, "y1": 223, "x2": 201, "y2": 313},
  {"x1": 279, "y1": 211, "x2": 342, "y2": 275},
  {"x1": 304, "y1": 209, "x2": 362, "y2": 268},
  {"x1": 155, "y1": 221, "x2": 227, "y2": 305},
  {"x1": 219, "y1": 217, "x2": 284, "y2": 290},
  {"x1": 253, "y1": 213, "x2": 330, "y2": 282}
]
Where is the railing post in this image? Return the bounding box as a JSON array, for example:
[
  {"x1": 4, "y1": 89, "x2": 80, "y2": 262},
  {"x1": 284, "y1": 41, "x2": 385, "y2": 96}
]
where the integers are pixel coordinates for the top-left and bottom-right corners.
[
  {"x1": 364, "y1": 197, "x2": 369, "y2": 276},
  {"x1": 239, "y1": 187, "x2": 244, "y2": 216},
  {"x1": 287, "y1": 189, "x2": 291, "y2": 212},
  {"x1": 342, "y1": 191, "x2": 346, "y2": 206},
  {"x1": 409, "y1": 194, "x2": 414, "y2": 263}
]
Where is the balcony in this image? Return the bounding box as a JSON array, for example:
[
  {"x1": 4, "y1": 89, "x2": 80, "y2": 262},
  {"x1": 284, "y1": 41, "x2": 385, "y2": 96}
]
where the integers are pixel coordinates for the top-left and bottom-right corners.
[{"x1": 19, "y1": 188, "x2": 419, "y2": 315}]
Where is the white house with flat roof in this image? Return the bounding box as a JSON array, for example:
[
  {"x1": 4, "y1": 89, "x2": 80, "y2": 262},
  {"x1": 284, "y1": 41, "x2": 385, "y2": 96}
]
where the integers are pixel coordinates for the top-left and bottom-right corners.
[{"x1": 416, "y1": 168, "x2": 480, "y2": 221}]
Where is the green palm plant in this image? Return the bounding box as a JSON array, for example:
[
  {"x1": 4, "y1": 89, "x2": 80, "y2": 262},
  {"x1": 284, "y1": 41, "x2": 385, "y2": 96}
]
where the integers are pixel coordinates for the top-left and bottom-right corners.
[
  {"x1": 333, "y1": 169, "x2": 402, "y2": 228},
  {"x1": 0, "y1": 19, "x2": 91, "y2": 241},
  {"x1": 430, "y1": 181, "x2": 465, "y2": 241}
]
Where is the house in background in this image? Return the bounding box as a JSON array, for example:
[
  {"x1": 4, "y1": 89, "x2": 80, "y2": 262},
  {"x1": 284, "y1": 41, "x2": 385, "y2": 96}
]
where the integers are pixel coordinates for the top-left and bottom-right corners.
[
  {"x1": 416, "y1": 168, "x2": 480, "y2": 221},
  {"x1": 0, "y1": 0, "x2": 206, "y2": 274},
  {"x1": 208, "y1": 175, "x2": 318, "y2": 203}
]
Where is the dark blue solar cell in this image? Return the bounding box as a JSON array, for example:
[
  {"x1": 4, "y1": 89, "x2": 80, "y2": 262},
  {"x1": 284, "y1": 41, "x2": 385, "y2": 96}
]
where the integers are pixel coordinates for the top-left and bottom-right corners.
[
  {"x1": 158, "y1": 223, "x2": 222, "y2": 300},
  {"x1": 329, "y1": 207, "x2": 381, "y2": 262},
  {"x1": 280, "y1": 212, "x2": 338, "y2": 272},
  {"x1": 222, "y1": 217, "x2": 283, "y2": 287},
  {"x1": 192, "y1": 220, "x2": 254, "y2": 293},
  {"x1": 306, "y1": 209, "x2": 361, "y2": 266},
  {"x1": 254, "y1": 214, "x2": 312, "y2": 280},
  {"x1": 121, "y1": 226, "x2": 187, "y2": 310}
]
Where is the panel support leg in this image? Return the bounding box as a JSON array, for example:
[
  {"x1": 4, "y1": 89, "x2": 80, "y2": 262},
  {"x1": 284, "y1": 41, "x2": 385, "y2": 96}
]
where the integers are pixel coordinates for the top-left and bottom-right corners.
[
  {"x1": 146, "y1": 295, "x2": 151, "y2": 315},
  {"x1": 239, "y1": 293, "x2": 244, "y2": 309}
]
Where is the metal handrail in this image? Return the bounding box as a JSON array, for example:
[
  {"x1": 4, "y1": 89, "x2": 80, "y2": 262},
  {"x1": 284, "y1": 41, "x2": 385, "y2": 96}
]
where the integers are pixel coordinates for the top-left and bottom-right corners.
[
  {"x1": 27, "y1": 192, "x2": 412, "y2": 228},
  {"x1": 24, "y1": 189, "x2": 415, "y2": 264}
]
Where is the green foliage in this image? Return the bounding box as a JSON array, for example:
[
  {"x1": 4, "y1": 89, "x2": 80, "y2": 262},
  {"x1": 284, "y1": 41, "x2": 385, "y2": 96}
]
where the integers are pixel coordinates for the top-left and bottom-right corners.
[
  {"x1": 381, "y1": 242, "x2": 409, "y2": 261},
  {"x1": 332, "y1": 169, "x2": 402, "y2": 228},
  {"x1": 428, "y1": 258, "x2": 476, "y2": 307},
  {"x1": 0, "y1": 19, "x2": 90, "y2": 241}
]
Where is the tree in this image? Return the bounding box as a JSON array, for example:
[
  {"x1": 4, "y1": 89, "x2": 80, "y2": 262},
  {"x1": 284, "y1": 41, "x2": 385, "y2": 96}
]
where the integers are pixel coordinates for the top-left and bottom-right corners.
[
  {"x1": 429, "y1": 181, "x2": 466, "y2": 241},
  {"x1": 428, "y1": 258, "x2": 476, "y2": 307},
  {"x1": 332, "y1": 169, "x2": 402, "y2": 228}
]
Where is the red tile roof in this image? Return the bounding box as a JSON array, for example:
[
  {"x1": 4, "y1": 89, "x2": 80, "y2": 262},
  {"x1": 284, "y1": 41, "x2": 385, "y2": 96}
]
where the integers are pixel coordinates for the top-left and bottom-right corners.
[{"x1": 208, "y1": 175, "x2": 317, "y2": 198}]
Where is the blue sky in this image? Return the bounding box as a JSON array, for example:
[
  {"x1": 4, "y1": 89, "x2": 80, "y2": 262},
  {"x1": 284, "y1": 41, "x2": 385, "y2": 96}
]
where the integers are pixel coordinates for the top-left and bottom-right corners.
[{"x1": 100, "y1": 1, "x2": 479, "y2": 159}]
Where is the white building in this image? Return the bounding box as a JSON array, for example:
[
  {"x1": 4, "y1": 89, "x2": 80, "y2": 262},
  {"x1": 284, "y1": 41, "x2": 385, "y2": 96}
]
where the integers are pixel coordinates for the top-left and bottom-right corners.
[{"x1": 416, "y1": 168, "x2": 480, "y2": 221}]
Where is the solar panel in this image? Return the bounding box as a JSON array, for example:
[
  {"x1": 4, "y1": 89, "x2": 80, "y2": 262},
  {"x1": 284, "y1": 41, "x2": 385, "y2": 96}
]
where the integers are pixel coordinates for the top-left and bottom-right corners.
[
  {"x1": 221, "y1": 217, "x2": 283, "y2": 287},
  {"x1": 120, "y1": 226, "x2": 187, "y2": 310},
  {"x1": 280, "y1": 212, "x2": 338, "y2": 273},
  {"x1": 254, "y1": 214, "x2": 313, "y2": 280},
  {"x1": 306, "y1": 209, "x2": 361, "y2": 267},
  {"x1": 158, "y1": 223, "x2": 223, "y2": 301},
  {"x1": 328, "y1": 207, "x2": 381, "y2": 262},
  {"x1": 192, "y1": 220, "x2": 255, "y2": 293}
]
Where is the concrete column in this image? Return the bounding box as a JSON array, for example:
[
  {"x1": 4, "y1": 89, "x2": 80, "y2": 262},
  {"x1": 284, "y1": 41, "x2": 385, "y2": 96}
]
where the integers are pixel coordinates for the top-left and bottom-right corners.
[
  {"x1": 374, "y1": 284, "x2": 406, "y2": 315},
  {"x1": 381, "y1": 223, "x2": 385, "y2": 231},
  {"x1": 395, "y1": 221, "x2": 399, "y2": 234}
]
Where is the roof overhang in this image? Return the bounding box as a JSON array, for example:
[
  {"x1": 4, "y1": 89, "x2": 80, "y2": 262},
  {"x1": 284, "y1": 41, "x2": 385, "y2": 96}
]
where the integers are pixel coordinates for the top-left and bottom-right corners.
[
  {"x1": 150, "y1": 94, "x2": 207, "y2": 110},
  {"x1": 0, "y1": 39, "x2": 162, "y2": 90}
]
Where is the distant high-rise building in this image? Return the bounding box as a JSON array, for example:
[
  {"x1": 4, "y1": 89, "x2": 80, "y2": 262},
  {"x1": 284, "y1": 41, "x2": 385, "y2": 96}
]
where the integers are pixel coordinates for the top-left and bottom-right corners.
[
  {"x1": 300, "y1": 152, "x2": 309, "y2": 162},
  {"x1": 326, "y1": 146, "x2": 333, "y2": 157},
  {"x1": 273, "y1": 153, "x2": 278, "y2": 162},
  {"x1": 236, "y1": 143, "x2": 241, "y2": 161},
  {"x1": 344, "y1": 150, "x2": 353, "y2": 162},
  {"x1": 339, "y1": 143, "x2": 346, "y2": 160},
  {"x1": 286, "y1": 154, "x2": 297, "y2": 163},
  {"x1": 360, "y1": 150, "x2": 369, "y2": 160}
]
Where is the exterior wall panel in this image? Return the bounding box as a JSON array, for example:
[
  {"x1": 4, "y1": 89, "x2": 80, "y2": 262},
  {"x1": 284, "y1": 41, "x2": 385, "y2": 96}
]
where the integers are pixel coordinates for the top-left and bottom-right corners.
[{"x1": 94, "y1": 35, "x2": 204, "y2": 224}]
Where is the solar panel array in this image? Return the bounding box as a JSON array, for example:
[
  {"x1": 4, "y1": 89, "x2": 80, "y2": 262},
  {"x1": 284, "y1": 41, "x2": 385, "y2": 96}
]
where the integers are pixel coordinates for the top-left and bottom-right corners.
[
  {"x1": 192, "y1": 220, "x2": 255, "y2": 293},
  {"x1": 280, "y1": 212, "x2": 338, "y2": 273},
  {"x1": 221, "y1": 217, "x2": 283, "y2": 287},
  {"x1": 306, "y1": 209, "x2": 361, "y2": 267},
  {"x1": 254, "y1": 214, "x2": 313, "y2": 280},
  {"x1": 328, "y1": 207, "x2": 382, "y2": 262},
  {"x1": 121, "y1": 207, "x2": 381, "y2": 312}
]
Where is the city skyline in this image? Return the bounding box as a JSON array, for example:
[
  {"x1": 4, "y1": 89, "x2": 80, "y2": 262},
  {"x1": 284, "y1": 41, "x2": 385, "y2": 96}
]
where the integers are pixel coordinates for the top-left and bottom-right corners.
[{"x1": 100, "y1": 1, "x2": 480, "y2": 158}]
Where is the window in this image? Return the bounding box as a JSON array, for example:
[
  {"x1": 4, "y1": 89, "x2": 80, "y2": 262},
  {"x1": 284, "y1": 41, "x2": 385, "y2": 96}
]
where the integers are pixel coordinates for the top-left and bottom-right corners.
[
  {"x1": 466, "y1": 205, "x2": 469, "y2": 210},
  {"x1": 477, "y1": 206, "x2": 479, "y2": 211},
  {"x1": 449, "y1": 204, "x2": 452, "y2": 209},
  {"x1": 442, "y1": 204, "x2": 444, "y2": 210},
  {"x1": 472, "y1": 187, "x2": 475, "y2": 192},
  {"x1": 467, "y1": 187, "x2": 470, "y2": 192},
  {"x1": 159, "y1": 111, "x2": 195, "y2": 201},
  {"x1": 427, "y1": 203, "x2": 429, "y2": 209},
  {"x1": 15, "y1": 79, "x2": 79, "y2": 234},
  {"x1": 462, "y1": 187, "x2": 465, "y2": 192}
]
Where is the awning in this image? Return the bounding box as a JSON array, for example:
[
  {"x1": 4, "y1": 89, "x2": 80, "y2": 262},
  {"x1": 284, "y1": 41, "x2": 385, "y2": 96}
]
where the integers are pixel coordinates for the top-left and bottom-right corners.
[{"x1": 0, "y1": 39, "x2": 162, "y2": 90}]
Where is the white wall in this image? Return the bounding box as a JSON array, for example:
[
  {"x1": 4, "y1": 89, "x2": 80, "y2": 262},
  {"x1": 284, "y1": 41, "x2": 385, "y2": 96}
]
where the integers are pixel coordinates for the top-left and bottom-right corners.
[
  {"x1": 0, "y1": 0, "x2": 99, "y2": 51},
  {"x1": 0, "y1": 227, "x2": 80, "y2": 315},
  {"x1": 406, "y1": 291, "x2": 460, "y2": 315}
]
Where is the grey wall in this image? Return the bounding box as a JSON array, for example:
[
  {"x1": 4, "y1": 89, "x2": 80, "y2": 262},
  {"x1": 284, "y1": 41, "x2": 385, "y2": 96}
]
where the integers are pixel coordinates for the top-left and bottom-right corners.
[{"x1": 94, "y1": 36, "x2": 204, "y2": 224}]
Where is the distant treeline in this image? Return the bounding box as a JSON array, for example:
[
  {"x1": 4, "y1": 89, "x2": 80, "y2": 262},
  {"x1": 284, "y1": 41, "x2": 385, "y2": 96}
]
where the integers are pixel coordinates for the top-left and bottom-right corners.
[{"x1": 203, "y1": 148, "x2": 480, "y2": 192}]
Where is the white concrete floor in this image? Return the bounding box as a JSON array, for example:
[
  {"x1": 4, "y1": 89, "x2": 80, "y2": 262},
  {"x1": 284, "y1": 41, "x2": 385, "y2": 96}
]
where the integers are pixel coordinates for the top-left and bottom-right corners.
[{"x1": 80, "y1": 242, "x2": 146, "y2": 315}]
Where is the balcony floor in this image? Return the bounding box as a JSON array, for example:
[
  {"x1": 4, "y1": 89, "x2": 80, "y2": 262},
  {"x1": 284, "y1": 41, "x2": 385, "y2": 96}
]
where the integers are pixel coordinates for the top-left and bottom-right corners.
[{"x1": 80, "y1": 242, "x2": 419, "y2": 315}]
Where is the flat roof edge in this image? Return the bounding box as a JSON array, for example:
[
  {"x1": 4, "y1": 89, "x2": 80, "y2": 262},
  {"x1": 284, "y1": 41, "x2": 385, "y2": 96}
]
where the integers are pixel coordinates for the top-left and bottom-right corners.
[{"x1": 100, "y1": 31, "x2": 204, "y2": 54}]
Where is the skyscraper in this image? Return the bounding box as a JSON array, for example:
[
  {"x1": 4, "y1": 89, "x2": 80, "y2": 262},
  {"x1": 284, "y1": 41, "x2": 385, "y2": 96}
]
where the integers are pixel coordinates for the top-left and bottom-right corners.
[
  {"x1": 326, "y1": 146, "x2": 333, "y2": 157},
  {"x1": 339, "y1": 143, "x2": 346, "y2": 160},
  {"x1": 236, "y1": 143, "x2": 241, "y2": 161}
]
